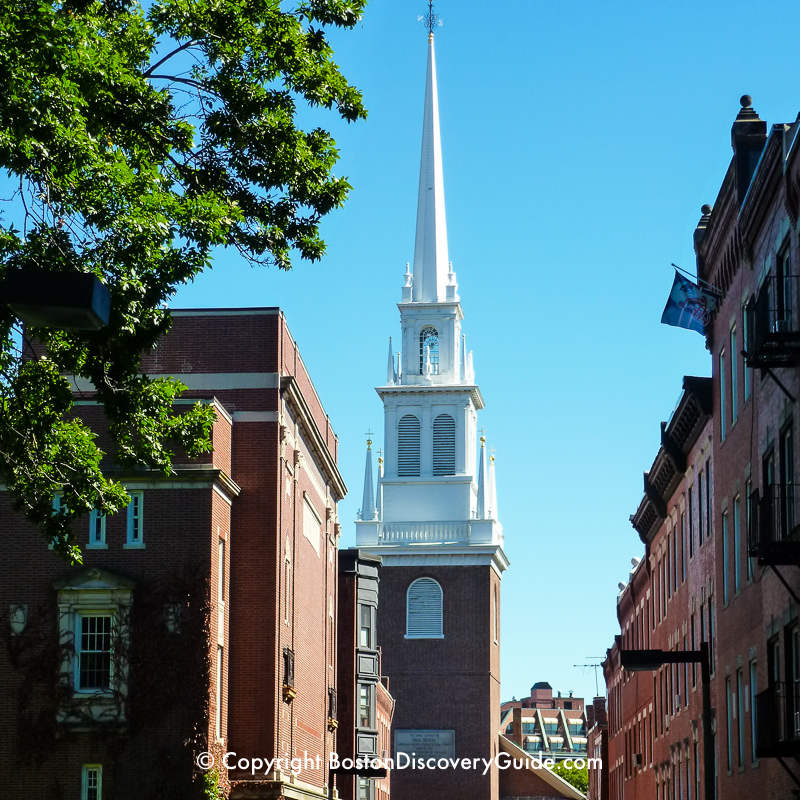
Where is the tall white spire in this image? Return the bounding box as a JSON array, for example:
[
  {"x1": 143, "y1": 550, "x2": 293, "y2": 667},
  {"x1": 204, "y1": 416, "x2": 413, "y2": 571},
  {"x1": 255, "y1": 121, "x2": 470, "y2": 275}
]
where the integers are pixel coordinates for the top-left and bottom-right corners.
[
  {"x1": 360, "y1": 436, "x2": 376, "y2": 521},
  {"x1": 488, "y1": 450, "x2": 498, "y2": 521},
  {"x1": 476, "y1": 433, "x2": 487, "y2": 519},
  {"x1": 412, "y1": 33, "x2": 449, "y2": 303}
]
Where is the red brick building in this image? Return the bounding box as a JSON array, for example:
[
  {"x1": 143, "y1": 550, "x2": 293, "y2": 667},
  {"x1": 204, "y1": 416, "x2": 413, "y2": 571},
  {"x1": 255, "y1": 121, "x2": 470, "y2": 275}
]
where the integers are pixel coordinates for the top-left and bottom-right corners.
[
  {"x1": 697, "y1": 96, "x2": 800, "y2": 799},
  {"x1": 602, "y1": 96, "x2": 800, "y2": 800},
  {"x1": 586, "y1": 697, "x2": 608, "y2": 800},
  {"x1": 0, "y1": 309, "x2": 350, "y2": 800},
  {"x1": 603, "y1": 376, "x2": 715, "y2": 800}
]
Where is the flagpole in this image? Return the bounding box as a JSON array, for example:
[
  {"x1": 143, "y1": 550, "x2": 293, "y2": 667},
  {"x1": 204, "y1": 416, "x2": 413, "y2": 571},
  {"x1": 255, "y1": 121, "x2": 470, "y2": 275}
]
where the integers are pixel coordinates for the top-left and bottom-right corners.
[{"x1": 671, "y1": 263, "x2": 722, "y2": 296}]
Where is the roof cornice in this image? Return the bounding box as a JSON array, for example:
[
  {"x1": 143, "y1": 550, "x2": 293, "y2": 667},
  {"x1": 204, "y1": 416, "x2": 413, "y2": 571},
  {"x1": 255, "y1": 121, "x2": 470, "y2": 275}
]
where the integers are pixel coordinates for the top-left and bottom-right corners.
[{"x1": 282, "y1": 376, "x2": 347, "y2": 501}]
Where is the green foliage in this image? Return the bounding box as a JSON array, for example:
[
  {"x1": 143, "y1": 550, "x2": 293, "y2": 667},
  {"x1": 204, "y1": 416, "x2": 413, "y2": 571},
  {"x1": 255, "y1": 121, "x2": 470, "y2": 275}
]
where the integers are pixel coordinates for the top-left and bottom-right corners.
[
  {"x1": 550, "y1": 760, "x2": 589, "y2": 794},
  {"x1": 0, "y1": 0, "x2": 366, "y2": 560},
  {"x1": 201, "y1": 769, "x2": 221, "y2": 800}
]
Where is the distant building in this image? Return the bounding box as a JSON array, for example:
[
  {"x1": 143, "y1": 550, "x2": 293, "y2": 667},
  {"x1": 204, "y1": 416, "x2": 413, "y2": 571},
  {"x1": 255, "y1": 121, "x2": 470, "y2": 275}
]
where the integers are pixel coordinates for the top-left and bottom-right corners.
[{"x1": 500, "y1": 684, "x2": 588, "y2": 762}]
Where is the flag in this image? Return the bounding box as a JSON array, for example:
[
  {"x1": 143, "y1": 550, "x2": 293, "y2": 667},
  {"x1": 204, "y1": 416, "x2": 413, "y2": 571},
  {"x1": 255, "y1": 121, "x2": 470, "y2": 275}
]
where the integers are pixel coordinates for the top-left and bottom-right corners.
[{"x1": 660, "y1": 270, "x2": 718, "y2": 334}]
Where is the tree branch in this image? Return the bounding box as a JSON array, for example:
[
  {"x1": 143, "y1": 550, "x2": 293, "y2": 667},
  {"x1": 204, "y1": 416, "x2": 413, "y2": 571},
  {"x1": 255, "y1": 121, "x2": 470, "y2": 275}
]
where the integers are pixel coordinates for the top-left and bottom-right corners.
[{"x1": 143, "y1": 40, "x2": 200, "y2": 78}]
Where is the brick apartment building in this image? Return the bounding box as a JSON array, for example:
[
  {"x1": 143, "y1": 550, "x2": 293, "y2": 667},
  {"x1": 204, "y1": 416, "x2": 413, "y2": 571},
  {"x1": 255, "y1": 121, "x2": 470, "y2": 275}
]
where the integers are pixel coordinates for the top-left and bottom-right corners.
[
  {"x1": 0, "y1": 309, "x2": 363, "y2": 800},
  {"x1": 500, "y1": 683, "x2": 589, "y2": 762},
  {"x1": 602, "y1": 96, "x2": 800, "y2": 799},
  {"x1": 337, "y1": 548, "x2": 395, "y2": 800},
  {"x1": 603, "y1": 377, "x2": 715, "y2": 800},
  {"x1": 586, "y1": 697, "x2": 608, "y2": 800}
]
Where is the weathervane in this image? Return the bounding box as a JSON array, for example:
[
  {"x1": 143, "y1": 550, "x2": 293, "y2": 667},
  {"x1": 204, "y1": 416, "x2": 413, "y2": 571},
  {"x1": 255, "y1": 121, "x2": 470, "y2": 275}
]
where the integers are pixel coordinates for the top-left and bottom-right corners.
[{"x1": 420, "y1": 1, "x2": 441, "y2": 34}]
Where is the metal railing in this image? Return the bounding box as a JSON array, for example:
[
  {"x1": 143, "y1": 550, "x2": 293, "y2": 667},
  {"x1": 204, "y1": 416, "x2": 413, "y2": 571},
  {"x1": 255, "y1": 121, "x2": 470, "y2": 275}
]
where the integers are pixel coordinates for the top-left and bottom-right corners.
[
  {"x1": 749, "y1": 485, "x2": 800, "y2": 565},
  {"x1": 747, "y1": 275, "x2": 800, "y2": 366},
  {"x1": 755, "y1": 682, "x2": 800, "y2": 757}
]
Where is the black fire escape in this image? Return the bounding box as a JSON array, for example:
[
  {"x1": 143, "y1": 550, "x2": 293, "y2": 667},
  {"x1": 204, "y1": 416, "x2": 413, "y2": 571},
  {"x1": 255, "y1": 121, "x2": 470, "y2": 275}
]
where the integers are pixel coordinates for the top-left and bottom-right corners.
[
  {"x1": 755, "y1": 682, "x2": 800, "y2": 761},
  {"x1": 745, "y1": 273, "x2": 800, "y2": 402},
  {"x1": 745, "y1": 272, "x2": 800, "y2": 777}
]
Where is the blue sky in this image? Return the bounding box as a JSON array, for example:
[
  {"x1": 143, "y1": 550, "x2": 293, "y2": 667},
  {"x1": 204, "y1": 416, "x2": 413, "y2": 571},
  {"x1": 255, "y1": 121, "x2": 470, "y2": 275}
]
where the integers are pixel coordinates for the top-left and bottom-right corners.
[{"x1": 175, "y1": 1, "x2": 800, "y2": 702}]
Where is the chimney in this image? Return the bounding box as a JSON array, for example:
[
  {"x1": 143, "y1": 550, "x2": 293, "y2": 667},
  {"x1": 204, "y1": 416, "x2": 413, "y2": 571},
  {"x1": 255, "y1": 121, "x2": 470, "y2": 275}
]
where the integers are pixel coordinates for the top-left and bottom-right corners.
[
  {"x1": 593, "y1": 696, "x2": 608, "y2": 725},
  {"x1": 587, "y1": 705, "x2": 596, "y2": 728},
  {"x1": 731, "y1": 95, "x2": 767, "y2": 205},
  {"x1": 512, "y1": 707, "x2": 524, "y2": 747}
]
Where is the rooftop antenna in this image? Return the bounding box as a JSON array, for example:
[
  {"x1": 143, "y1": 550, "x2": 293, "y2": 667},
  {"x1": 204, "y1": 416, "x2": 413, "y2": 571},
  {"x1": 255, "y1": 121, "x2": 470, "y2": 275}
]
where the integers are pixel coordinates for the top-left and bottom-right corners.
[{"x1": 574, "y1": 658, "x2": 606, "y2": 696}]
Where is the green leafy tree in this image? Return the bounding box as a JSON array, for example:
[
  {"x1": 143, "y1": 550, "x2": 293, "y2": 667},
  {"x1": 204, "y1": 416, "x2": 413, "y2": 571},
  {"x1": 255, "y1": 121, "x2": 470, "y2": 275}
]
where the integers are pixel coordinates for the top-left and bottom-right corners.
[
  {"x1": 550, "y1": 760, "x2": 589, "y2": 794},
  {"x1": 0, "y1": 0, "x2": 366, "y2": 561}
]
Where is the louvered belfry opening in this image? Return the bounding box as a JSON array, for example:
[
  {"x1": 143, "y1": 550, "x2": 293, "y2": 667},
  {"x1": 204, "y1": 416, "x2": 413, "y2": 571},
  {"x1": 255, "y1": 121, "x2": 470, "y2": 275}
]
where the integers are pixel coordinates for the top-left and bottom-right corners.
[
  {"x1": 406, "y1": 577, "x2": 443, "y2": 637},
  {"x1": 398, "y1": 414, "x2": 421, "y2": 476},
  {"x1": 432, "y1": 413, "x2": 456, "y2": 476}
]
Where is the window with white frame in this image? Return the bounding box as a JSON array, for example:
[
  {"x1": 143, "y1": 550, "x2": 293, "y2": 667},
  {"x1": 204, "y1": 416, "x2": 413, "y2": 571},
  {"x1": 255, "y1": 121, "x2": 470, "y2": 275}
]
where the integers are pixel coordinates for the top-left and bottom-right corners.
[
  {"x1": 125, "y1": 491, "x2": 144, "y2": 547},
  {"x1": 76, "y1": 613, "x2": 112, "y2": 691},
  {"x1": 82, "y1": 765, "x2": 102, "y2": 800},
  {"x1": 406, "y1": 577, "x2": 443, "y2": 638},
  {"x1": 88, "y1": 510, "x2": 106, "y2": 548},
  {"x1": 55, "y1": 568, "x2": 134, "y2": 722}
]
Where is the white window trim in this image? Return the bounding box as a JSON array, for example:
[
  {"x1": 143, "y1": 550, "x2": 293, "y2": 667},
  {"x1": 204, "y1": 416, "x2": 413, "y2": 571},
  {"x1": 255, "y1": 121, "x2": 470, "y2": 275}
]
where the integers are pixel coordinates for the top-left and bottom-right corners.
[
  {"x1": 74, "y1": 611, "x2": 114, "y2": 694},
  {"x1": 81, "y1": 764, "x2": 102, "y2": 800},
  {"x1": 405, "y1": 577, "x2": 444, "y2": 639},
  {"x1": 87, "y1": 510, "x2": 107, "y2": 550},
  {"x1": 124, "y1": 491, "x2": 145, "y2": 549},
  {"x1": 55, "y1": 568, "x2": 134, "y2": 724}
]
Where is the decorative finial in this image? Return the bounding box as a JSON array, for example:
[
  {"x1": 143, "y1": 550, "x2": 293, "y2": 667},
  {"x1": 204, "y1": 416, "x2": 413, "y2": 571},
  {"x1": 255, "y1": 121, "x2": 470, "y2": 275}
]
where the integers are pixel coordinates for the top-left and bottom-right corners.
[
  {"x1": 701, "y1": 204, "x2": 712, "y2": 216},
  {"x1": 366, "y1": 430, "x2": 373, "y2": 448},
  {"x1": 740, "y1": 95, "x2": 752, "y2": 109},
  {"x1": 424, "y1": 0, "x2": 438, "y2": 35}
]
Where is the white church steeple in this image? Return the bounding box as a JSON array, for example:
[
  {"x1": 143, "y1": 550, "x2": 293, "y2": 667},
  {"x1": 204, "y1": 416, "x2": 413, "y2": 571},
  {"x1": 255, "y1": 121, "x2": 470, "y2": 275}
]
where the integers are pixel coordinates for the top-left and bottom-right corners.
[
  {"x1": 412, "y1": 32, "x2": 449, "y2": 303},
  {"x1": 355, "y1": 26, "x2": 506, "y2": 571}
]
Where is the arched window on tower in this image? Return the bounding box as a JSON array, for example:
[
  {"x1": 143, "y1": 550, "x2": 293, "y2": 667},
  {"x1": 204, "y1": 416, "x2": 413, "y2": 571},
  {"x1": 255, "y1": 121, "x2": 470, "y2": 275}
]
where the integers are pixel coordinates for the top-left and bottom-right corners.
[
  {"x1": 406, "y1": 577, "x2": 444, "y2": 638},
  {"x1": 419, "y1": 327, "x2": 439, "y2": 375},
  {"x1": 397, "y1": 415, "x2": 421, "y2": 476},
  {"x1": 432, "y1": 413, "x2": 456, "y2": 476}
]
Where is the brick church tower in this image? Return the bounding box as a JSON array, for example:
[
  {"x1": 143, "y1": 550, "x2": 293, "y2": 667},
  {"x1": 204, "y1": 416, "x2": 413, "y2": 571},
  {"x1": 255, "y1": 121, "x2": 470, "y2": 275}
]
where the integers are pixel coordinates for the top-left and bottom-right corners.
[{"x1": 355, "y1": 29, "x2": 508, "y2": 800}]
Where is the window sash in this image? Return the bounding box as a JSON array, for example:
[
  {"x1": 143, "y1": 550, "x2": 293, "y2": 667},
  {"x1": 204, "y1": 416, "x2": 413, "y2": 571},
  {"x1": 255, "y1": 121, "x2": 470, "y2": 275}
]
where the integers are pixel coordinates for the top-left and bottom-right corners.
[
  {"x1": 76, "y1": 613, "x2": 113, "y2": 692},
  {"x1": 126, "y1": 492, "x2": 143, "y2": 544},
  {"x1": 82, "y1": 765, "x2": 102, "y2": 800},
  {"x1": 89, "y1": 510, "x2": 106, "y2": 546}
]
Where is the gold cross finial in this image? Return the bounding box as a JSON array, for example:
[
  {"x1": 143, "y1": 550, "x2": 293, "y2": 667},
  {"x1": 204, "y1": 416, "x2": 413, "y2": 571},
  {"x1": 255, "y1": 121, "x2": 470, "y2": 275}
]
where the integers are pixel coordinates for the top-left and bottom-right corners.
[{"x1": 366, "y1": 429, "x2": 373, "y2": 448}]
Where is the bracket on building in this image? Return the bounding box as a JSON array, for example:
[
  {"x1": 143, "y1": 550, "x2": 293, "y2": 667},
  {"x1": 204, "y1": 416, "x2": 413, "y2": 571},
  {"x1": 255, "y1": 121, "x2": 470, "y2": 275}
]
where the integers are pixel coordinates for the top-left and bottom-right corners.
[
  {"x1": 748, "y1": 355, "x2": 798, "y2": 403},
  {"x1": 765, "y1": 366, "x2": 797, "y2": 403},
  {"x1": 768, "y1": 565, "x2": 800, "y2": 606},
  {"x1": 775, "y1": 756, "x2": 800, "y2": 790}
]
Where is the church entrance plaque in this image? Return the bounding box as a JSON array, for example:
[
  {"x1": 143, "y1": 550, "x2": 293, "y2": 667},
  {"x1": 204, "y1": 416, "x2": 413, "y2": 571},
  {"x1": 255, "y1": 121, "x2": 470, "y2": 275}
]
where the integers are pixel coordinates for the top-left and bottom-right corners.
[{"x1": 394, "y1": 730, "x2": 455, "y2": 759}]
